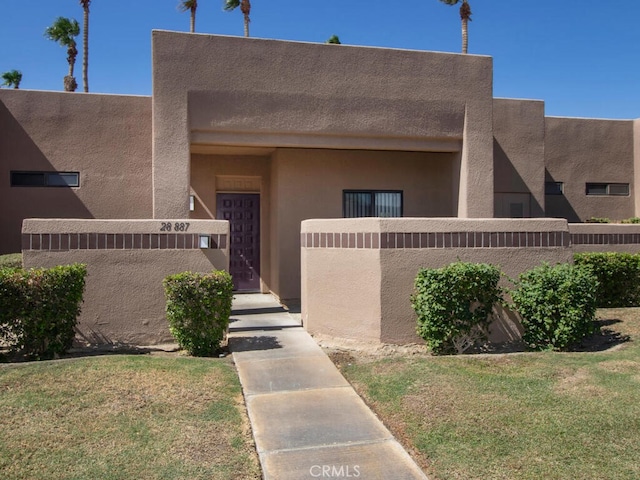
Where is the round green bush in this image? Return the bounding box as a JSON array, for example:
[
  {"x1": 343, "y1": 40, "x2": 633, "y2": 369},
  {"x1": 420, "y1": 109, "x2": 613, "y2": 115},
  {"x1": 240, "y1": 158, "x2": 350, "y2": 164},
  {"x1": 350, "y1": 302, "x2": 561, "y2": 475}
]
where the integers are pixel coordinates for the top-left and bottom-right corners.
[
  {"x1": 412, "y1": 261, "x2": 502, "y2": 355},
  {"x1": 0, "y1": 264, "x2": 87, "y2": 359},
  {"x1": 163, "y1": 271, "x2": 233, "y2": 356},
  {"x1": 510, "y1": 263, "x2": 598, "y2": 351}
]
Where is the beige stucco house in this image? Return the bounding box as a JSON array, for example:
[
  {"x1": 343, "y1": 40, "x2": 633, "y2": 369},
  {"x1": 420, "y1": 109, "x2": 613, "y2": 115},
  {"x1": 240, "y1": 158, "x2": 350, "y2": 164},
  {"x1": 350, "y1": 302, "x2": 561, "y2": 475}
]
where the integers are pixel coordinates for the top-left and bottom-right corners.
[{"x1": 2, "y1": 31, "x2": 640, "y2": 308}]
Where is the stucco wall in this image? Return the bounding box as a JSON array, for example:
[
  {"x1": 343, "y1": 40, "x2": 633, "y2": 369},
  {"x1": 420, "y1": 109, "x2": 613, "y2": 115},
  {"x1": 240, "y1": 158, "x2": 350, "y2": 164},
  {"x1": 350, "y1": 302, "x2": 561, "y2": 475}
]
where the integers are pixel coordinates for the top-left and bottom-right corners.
[
  {"x1": 569, "y1": 223, "x2": 640, "y2": 254},
  {"x1": 493, "y1": 98, "x2": 545, "y2": 217},
  {"x1": 0, "y1": 90, "x2": 152, "y2": 254},
  {"x1": 273, "y1": 148, "x2": 457, "y2": 301},
  {"x1": 545, "y1": 117, "x2": 635, "y2": 222},
  {"x1": 22, "y1": 219, "x2": 229, "y2": 345},
  {"x1": 152, "y1": 31, "x2": 495, "y2": 219},
  {"x1": 635, "y1": 119, "x2": 640, "y2": 216},
  {"x1": 302, "y1": 218, "x2": 572, "y2": 345}
]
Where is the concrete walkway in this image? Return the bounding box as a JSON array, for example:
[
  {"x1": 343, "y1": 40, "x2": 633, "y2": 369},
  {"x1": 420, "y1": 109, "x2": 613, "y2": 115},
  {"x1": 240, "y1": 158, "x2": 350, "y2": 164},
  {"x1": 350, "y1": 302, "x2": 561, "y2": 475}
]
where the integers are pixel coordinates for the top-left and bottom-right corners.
[{"x1": 228, "y1": 294, "x2": 428, "y2": 480}]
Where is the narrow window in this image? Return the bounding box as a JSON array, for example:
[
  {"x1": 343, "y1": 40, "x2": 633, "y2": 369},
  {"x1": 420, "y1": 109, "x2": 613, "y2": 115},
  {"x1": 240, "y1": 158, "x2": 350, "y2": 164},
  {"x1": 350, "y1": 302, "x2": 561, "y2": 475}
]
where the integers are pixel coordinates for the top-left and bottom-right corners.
[
  {"x1": 343, "y1": 191, "x2": 403, "y2": 218},
  {"x1": 608, "y1": 183, "x2": 630, "y2": 196},
  {"x1": 586, "y1": 183, "x2": 629, "y2": 196},
  {"x1": 545, "y1": 182, "x2": 564, "y2": 195},
  {"x1": 10, "y1": 172, "x2": 46, "y2": 186},
  {"x1": 47, "y1": 172, "x2": 80, "y2": 187},
  {"x1": 10, "y1": 171, "x2": 80, "y2": 187}
]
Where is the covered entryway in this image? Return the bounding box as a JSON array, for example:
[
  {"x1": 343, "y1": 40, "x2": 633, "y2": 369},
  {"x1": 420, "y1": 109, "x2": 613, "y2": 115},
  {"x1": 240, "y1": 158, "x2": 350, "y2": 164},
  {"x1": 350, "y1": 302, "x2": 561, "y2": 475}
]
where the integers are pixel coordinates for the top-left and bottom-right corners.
[{"x1": 216, "y1": 193, "x2": 260, "y2": 291}]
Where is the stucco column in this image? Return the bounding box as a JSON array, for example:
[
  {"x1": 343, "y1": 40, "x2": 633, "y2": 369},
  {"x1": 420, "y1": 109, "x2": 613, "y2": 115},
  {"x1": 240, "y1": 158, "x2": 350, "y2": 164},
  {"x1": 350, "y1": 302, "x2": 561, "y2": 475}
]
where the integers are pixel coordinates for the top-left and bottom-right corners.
[
  {"x1": 152, "y1": 95, "x2": 191, "y2": 219},
  {"x1": 458, "y1": 96, "x2": 494, "y2": 218},
  {"x1": 151, "y1": 33, "x2": 191, "y2": 219}
]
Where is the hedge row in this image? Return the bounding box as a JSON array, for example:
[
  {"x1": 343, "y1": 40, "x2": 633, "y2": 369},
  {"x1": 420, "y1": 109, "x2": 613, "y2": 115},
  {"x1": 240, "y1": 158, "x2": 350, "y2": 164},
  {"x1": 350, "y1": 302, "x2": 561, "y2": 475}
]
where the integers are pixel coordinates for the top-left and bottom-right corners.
[
  {"x1": 574, "y1": 252, "x2": 640, "y2": 307},
  {"x1": 0, "y1": 264, "x2": 87, "y2": 359},
  {"x1": 0, "y1": 264, "x2": 232, "y2": 360},
  {"x1": 412, "y1": 261, "x2": 599, "y2": 354}
]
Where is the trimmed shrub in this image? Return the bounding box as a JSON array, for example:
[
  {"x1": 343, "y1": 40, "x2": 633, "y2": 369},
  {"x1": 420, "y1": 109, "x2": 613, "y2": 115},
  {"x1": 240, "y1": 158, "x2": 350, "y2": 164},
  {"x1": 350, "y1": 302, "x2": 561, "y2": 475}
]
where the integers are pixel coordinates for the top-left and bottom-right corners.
[
  {"x1": 412, "y1": 262, "x2": 502, "y2": 355},
  {"x1": 574, "y1": 252, "x2": 640, "y2": 307},
  {"x1": 0, "y1": 264, "x2": 87, "y2": 359},
  {"x1": 0, "y1": 253, "x2": 22, "y2": 269},
  {"x1": 510, "y1": 263, "x2": 598, "y2": 351},
  {"x1": 163, "y1": 271, "x2": 233, "y2": 356},
  {"x1": 621, "y1": 217, "x2": 640, "y2": 224}
]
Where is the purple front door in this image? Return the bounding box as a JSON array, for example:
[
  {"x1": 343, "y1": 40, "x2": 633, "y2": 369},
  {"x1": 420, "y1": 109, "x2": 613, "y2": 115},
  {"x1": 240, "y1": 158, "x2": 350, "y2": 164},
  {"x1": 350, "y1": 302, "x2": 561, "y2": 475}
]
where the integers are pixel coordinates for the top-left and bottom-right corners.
[{"x1": 217, "y1": 193, "x2": 261, "y2": 292}]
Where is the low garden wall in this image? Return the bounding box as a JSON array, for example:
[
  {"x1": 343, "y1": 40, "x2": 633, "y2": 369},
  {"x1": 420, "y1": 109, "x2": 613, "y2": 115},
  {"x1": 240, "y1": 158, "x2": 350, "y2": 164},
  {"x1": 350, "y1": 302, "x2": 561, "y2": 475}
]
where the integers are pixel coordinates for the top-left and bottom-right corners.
[
  {"x1": 301, "y1": 218, "x2": 573, "y2": 345},
  {"x1": 22, "y1": 219, "x2": 229, "y2": 345},
  {"x1": 569, "y1": 223, "x2": 640, "y2": 254}
]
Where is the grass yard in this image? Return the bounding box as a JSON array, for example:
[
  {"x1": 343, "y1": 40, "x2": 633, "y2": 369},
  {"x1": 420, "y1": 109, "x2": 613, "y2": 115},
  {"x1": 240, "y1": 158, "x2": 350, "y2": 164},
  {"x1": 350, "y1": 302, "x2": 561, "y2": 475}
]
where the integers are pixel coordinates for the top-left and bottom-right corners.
[
  {"x1": 333, "y1": 309, "x2": 640, "y2": 480},
  {"x1": 0, "y1": 354, "x2": 261, "y2": 480}
]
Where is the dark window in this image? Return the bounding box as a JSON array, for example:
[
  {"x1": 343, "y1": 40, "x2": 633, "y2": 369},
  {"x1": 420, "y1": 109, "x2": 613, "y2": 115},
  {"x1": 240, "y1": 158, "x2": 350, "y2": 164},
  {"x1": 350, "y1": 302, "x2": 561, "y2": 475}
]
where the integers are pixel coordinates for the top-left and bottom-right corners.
[
  {"x1": 343, "y1": 191, "x2": 403, "y2": 218},
  {"x1": 608, "y1": 183, "x2": 630, "y2": 196},
  {"x1": 11, "y1": 172, "x2": 46, "y2": 186},
  {"x1": 545, "y1": 182, "x2": 564, "y2": 195},
  {"x1": 11, "y1": 171, "x2": 79, "y2": 187},
  {"x1": 586, "y1": 183, "x2": 629, "y2": 196}
]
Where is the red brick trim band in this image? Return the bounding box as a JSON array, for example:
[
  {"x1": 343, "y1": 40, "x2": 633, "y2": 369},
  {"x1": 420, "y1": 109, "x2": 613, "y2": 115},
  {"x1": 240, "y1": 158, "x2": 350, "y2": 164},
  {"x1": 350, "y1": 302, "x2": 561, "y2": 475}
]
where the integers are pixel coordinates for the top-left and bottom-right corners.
[
  {"x1": 22, "y1": 233, "x2": 228, "y2": 251},
  {"x1": 570, "y1": 233, "x2": 640, "y2": 245},
  {"x1": 301, "y1": 231, "x2": 571, "y2": 249}
]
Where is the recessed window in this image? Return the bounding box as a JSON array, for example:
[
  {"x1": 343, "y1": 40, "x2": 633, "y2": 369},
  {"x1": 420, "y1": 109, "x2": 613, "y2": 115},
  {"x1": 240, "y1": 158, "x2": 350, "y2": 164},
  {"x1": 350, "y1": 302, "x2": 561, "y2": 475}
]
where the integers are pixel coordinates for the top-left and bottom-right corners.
[
  {"x1": 11, "y1": 171, "x2": 79, "y2": 187},
  {"x1": 545, "y1": 182, "x2": 564, "y2": 195},
  {"x1": 586, "y1": 183, "x2": 629, "y2": 196},
  {"x1": 343, "y1": 190, "x2": 403, "y2": 218}
]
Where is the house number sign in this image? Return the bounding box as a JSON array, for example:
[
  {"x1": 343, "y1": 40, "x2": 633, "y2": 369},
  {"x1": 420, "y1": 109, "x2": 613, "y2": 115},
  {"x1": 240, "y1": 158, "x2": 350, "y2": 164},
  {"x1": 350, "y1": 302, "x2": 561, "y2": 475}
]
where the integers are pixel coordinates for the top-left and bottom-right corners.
[{"x1": 159, "y1": 222, "x2": 190, "y2": 232}]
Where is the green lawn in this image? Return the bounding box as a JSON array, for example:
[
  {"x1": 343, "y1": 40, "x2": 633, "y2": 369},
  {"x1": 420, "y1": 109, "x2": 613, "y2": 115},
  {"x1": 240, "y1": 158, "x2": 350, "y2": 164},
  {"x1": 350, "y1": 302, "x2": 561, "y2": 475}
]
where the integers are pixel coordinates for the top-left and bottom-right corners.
[
  {"x1": 0, "y1": 355, "x2": 261, "y2": 480},
  {"x1": 336, "y1": 309, "x2": 640, "y2": 480}
]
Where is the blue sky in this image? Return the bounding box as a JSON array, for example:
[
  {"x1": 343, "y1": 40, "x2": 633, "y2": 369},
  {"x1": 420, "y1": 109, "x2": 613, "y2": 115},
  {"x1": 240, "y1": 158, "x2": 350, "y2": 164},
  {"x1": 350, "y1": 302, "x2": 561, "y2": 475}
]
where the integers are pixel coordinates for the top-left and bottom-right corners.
[{"x1": 1, "y1": 1, "x2": 638, "y2": 119}]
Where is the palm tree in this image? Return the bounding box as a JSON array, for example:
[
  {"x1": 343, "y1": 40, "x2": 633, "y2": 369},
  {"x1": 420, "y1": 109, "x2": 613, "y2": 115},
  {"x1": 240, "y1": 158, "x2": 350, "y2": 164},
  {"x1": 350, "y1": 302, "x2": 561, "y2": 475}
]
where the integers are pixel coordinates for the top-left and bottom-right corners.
[
  {"x1": 178, "y1": 0, "x2": 198, "y2": 33},
  {"x1": 438, "y1": 0, "x2": 472, "y2": 54},
  {"x1": 79, "y1": 0, "x2": 90, "y2": 92},
  {"x1": 1, "y1": 70, "x2": 22, "y2": 89},
  {"x1": 45, "y1": 17, "x2": 80, "y2": 92},
  {"x1": 224, "y1": 0, "x2": 251, "y2": 37}
]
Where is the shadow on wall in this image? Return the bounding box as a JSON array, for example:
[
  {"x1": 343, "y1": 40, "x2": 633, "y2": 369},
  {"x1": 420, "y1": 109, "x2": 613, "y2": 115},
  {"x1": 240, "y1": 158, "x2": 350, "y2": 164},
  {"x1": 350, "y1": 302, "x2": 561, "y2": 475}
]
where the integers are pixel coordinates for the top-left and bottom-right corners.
[
  {"x1": 493, "y1": 139, "x2": 543, "y2": 217},
  {"x1": 0, "y1": 100, "x2": 93, "y2": 254},
  {"x1": 544, "y1": 168, "x2": 581, "y2": 223}
]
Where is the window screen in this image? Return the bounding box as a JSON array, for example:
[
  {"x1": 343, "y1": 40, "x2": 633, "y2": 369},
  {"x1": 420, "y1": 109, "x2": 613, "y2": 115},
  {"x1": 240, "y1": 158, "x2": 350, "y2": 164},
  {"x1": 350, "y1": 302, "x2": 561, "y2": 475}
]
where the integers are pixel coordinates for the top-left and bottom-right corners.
[
  {"x1": 586, "y1": 183, "x2": 629, "y2": 196},
  {"x1": 608, "y1": 183, "x2": 630, "y2": 196},
  {"x1": 11, "y1": 171, "x2": 79, "y2": 187},
  {"x1": 343, "y1": 191, "x2": 402, "y2": 218}
]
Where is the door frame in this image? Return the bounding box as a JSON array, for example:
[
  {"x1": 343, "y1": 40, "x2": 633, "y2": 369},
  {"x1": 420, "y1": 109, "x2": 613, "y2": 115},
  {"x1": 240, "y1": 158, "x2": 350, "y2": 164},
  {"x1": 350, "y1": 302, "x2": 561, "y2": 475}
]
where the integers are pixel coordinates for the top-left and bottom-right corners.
[{"x1": 216, "y1": 192, "x2": 261, "y2": 292}]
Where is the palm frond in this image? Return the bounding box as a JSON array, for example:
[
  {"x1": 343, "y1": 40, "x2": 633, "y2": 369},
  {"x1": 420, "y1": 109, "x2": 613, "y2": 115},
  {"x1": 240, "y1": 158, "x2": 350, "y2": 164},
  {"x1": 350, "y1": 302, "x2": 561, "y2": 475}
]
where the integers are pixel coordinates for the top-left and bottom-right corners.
[
  {"x1": 44, "y1": 17, "x2": 80, "y2": 46},
  {"x1": 178, "y1": 0, "x2": 197, "y2": 12},
  {"x1": 224, "y1": 0, "x2": 240, "y2": 12},
  {"x1": 1, "y1": 69, "x2": 22, "y2": 88}
]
